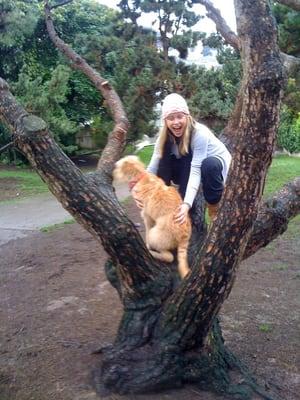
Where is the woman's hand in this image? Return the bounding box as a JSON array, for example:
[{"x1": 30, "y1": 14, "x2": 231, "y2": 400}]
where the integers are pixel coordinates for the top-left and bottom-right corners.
[{"x1": 175, "y1": 203, "x2": 190, "y2": 224}]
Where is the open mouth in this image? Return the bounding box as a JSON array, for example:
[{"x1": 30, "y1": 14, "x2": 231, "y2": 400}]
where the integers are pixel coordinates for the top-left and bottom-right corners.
[{"x1": 172, "y1": 127, "x2": 183, "y2": 135}]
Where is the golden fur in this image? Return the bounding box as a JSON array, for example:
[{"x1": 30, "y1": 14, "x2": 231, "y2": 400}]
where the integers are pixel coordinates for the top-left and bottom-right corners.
[{"x1": 113, "y1": 155, "x2": 191, "y2": 278}]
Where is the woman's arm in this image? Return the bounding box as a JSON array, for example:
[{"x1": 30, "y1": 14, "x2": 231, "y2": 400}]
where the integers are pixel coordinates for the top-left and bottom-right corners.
[
  {"x1": 146, "y1": 137, "x2": 160, "y2": 174},
  {"x1": 183, "y1": 129, "x2": 209, "y2": 208}
]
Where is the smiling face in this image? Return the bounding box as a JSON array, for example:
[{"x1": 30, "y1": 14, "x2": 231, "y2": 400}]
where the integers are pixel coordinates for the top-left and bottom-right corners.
[{"x1": 165, "y1": 112, "x2": 188, "y2": 138}]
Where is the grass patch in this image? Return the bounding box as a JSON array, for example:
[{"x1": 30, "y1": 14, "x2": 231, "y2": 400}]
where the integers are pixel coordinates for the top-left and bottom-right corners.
[
  {"x1": 1, "y1": 154, "x2": 299, "y2": 204},
  {"x1": 263, "y1": 155, "x2": 300, "y2": 198},
  {"x1": 0, "y1": 169, "x2": 48, "y2": 199},
  {"x1": 40, "y1": 219, "x2": 75, "y2": 233},
  {"x1": 136, "y1": 145, "x2": 154, "y2": 165},
  {"x1": 282, "y1": 215, "x2": 300, "y2": 240},
  {"x1": 258, "y1": 323, "x2": 272, "y2": 333}
]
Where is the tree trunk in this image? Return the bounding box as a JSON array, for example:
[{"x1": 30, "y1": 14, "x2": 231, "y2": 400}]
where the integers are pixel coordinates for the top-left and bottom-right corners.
[
  {"x1": 95, "y1": 0, "x2": 286, "y2": 396},
  {"x1": 1, "y1": 0, "x2": 299, "y2": 399}
]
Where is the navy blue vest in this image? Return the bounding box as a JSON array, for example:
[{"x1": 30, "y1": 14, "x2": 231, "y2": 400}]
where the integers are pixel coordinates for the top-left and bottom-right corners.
[{"x1": 157, "y1": 134, "x2": 193, "y2": 200}]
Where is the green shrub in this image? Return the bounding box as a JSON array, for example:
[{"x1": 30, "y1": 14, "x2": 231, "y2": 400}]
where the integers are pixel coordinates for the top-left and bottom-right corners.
[{"x1": 277, "y1": 107, "x2": 300, "y2": 153}]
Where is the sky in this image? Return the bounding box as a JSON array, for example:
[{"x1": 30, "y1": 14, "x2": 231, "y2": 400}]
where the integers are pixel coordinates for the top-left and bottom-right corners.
[{"x1": 96, "y1": 0, "x2": 236, "y2": 34}]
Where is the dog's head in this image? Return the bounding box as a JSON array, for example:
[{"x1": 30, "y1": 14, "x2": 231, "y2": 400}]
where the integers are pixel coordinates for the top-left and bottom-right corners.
[{"x1": 113, "y1": 155, "x2": 146, "y2": 182}]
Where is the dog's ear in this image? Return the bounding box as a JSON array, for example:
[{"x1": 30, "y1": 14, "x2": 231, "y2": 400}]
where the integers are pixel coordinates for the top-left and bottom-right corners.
[
  {"x1": 122, "y1": 160, "x2": 138, "y2": 178},
  {"x1": 113, "y1": 155, "x2": 146, "y2": 182}
]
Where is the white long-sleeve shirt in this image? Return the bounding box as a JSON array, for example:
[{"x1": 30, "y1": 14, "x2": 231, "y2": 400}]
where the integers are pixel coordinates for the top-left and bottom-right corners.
[{"x1": 147, "y1": 122, "x2": 232, "y2": 208}]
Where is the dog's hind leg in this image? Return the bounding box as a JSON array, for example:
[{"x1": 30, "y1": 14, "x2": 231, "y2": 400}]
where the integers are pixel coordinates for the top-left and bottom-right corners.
[
  {"x1": 141, "y1": 212, "x2": 155, "y2": 248},
  {"x1": 147, "y1": 226, "x2": 174, "y2": 263},
  {"x1": 177, "y1": 240, "x2": 190, "y2": 279},
  {"x1": 149, "y1": 249, "x2": 174, "y2": 263}
]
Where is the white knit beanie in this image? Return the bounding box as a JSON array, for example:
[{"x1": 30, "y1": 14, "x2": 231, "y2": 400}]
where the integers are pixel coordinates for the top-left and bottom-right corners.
[{"x1": 161, "y1": 93, "x2": 190, "y2": 120}]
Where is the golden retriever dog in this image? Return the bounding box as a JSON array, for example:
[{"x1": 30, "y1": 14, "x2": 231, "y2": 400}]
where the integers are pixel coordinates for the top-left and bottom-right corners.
[{"x1": 113, "y1": 155, "x2": 191, "y2": 278}]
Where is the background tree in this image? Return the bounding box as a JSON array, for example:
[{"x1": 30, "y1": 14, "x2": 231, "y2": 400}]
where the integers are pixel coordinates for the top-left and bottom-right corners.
[
  {"x1": 0, "y1": 0, "x2": 246, "y2": 162},
  {"x1": 1, "y1": 0, "x2": 299, "y2": 399},
  {"x1": 272, "y1": 0, "x2": 300, "y2": 153},
  {"x1": 118, "y1": 0, "x2": 242, "y2": 133},
  {"x1": 0, "y1": 0, "x2": 40, "y2": 163},
  {"x1": 0, "y1": 0, "x2": 164, "y2": 160},
  {"x1": 192, "y1": 32, "x2": 241, "y2": 130},
  {"x1": 0, "y1": 0, "x2": 40, "y2": 79},
  {"x1": 118, "y1": 0, "x2": 204, "y2": 61},
  {"x1": 0, "y1": 0, "x2": 114, "y2": 158}
]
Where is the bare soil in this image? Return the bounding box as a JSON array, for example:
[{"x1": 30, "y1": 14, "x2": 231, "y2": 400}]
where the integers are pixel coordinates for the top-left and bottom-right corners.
[
  {"x1": 0, "y1": 182, "x2": 299, "y2": 400},
  {"x1": 0, "y1": 177, "x2": 24, "y2": 201}
]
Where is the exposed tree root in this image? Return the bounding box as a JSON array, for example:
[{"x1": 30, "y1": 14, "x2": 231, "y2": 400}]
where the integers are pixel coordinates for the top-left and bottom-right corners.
[
  {"x1": 191, "y1": 319, "x2": 282, "y2": 400},
  {"x1": 94, "y1": 318, "x2": 282, "y2": 400}
]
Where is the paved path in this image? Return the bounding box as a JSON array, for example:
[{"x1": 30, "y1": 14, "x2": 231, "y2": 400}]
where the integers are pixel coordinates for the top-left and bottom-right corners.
[{"x1": 0, "y1": 183, "x2": 130, "y2": 246}]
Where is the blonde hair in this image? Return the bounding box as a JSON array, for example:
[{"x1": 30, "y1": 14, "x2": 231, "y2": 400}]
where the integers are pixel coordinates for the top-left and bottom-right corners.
[{"x1": 157, "y1": 115, "x2": 196, "y2": 157}]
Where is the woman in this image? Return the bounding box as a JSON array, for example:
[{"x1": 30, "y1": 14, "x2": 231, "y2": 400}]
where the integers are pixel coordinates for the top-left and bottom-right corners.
[{"x1": 147, "y1": 93, "x2": 232, "y2": 224}]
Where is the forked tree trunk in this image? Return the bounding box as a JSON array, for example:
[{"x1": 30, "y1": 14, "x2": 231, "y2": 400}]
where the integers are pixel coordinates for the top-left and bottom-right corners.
[
  {"x1": 0, "y1": 0, "x2": 299, "y2": 399},
  {"x1": 100, "y1": 0, "x2": 285, "y2": 395}
]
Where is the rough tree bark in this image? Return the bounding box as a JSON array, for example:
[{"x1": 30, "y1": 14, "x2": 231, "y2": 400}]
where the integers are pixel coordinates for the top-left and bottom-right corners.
[{"x1": 0, "y1": 0, "x2": 299, "y2": 399}]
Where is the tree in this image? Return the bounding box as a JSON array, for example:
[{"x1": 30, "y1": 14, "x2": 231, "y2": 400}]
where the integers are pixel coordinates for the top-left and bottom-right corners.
[
  {"x1": 179, "y1": 60, "x2": 240, "y2": 132},
  {"x1": 272, "y1": 0, "x2": 300, "y2": 153},
  {"x1": 0, "y1": 1, "x2": 300, "y2": 399},
  {"x1": 0, "y1": 0, "x2": 166, "y2": 157},
  {"x1": 0, "y1": 0, "x2": 119, "y2": 155},
  {"x1": 0, "y1": 0, "x2": 40, "y2": 80},
  {"x1": 273, "y1": 0, "x2": 300, "y2": 56},
  {"x1": 118, "y1": 0, "x2": 203, "y2": 62}
]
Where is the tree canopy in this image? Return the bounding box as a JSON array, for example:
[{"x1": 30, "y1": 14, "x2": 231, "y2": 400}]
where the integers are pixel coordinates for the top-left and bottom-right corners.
[
  {"x1": 1, "y1": 0, "x2": 300, "y2": 163},
  {"x1": 0, "y1": 0, "x2": 240, "y2": 161}
]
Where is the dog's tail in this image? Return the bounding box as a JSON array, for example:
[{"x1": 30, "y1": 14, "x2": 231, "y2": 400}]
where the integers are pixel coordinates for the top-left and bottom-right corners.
[{"x1": 177, "y1": 239, "x2": 190, "y2": 279}]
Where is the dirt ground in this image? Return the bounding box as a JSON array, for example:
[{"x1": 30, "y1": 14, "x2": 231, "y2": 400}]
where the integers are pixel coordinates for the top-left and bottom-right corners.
[
  {"x1": 0, "y1": 179, "x2": 299, "y2": 400},
  {"x1": 0, "y1": 177, "x2": 24, "y2": 202}
]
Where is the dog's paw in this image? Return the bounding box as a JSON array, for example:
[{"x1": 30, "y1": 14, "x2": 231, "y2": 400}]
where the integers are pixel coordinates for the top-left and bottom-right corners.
[{"x1": 149, "y1": 250, "x2": 174, "y2": 263}]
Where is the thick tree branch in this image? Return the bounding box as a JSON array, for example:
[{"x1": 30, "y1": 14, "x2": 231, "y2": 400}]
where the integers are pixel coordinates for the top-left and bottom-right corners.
[
  {"x1": 0, "y1": 77, "x2": 170, "y2": 305},
  {"x1": 158, "y1": 0, "x2": 285, "y2": 350},
  {"x1": 277, "y1": 0, "x2": 300, "y2": 11},
  {"x1": 244, "y1": 177, "x2": 300, "y2": 259},
  {"x1": 196, "y1": 0, "x2": 240, "y2": 50},
  {"x1": 280, "y1": 52, "x2": 300, "y2": 75},
  {"x1": 44, "y1": 1, "x2": 129, "y2": 180}
]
